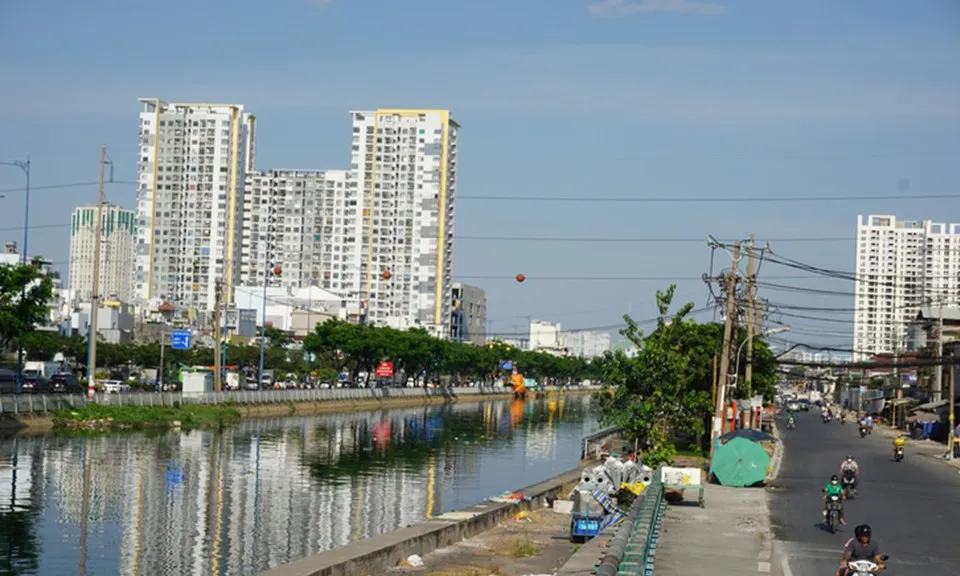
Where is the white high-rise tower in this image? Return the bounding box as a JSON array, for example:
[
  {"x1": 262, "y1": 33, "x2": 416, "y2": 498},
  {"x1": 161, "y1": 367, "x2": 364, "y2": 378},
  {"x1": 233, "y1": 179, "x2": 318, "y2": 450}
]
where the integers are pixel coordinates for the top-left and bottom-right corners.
[
  {"x1": 68, "y1": 204, "x2": 137, "y2": 304},
  {"x1": 853, "y1": 214, "x2": 960, "y2": 360},
  {"x1": 134, "y1": 99, "x2": 255, "y2": 311},
  {"x1": 349, "y1": 109, "x2": 459, "y2": 336}
]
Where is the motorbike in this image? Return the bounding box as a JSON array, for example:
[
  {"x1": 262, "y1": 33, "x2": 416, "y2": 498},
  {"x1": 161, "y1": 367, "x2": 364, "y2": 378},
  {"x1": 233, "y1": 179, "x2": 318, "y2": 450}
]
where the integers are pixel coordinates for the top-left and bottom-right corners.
[
  {"x1": 846, "y1": 555, "x2": 889, "y2": 575},
  {"x1": 822, "y1": 413, "x2": 832, "y2": 424},
  {"x1": 894, "y1": 446, "x2": 904, "y2": 462},
  {"x1": 825, "y1": 494, "x2": 842, "y2": 533},
  {"x1": 859, "y1": 425, "x2": 867, "y2": 438},
  {"x1": 839, "y1": 413, "x2": 846, "y2": 424},
  {"x1": 787, "y1": 418, "x2": 795, "y2": 430},
  {"x1": 842, "y1": 471, "x2": 857, "y2": 499}
]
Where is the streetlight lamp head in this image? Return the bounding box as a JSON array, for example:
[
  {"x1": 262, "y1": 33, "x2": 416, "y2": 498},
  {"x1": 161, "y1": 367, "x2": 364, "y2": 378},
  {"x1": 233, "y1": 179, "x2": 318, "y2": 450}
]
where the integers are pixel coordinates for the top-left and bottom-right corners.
[{"x1": 763, "y1": 326, "x2": 791, "y2": 337}]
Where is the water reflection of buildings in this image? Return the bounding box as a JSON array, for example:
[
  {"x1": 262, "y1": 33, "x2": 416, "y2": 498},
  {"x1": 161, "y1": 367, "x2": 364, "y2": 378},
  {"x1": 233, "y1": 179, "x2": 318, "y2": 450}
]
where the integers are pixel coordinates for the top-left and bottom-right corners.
[{"x1": 0, "y1": 396, "x2": 590, "y2": 575}]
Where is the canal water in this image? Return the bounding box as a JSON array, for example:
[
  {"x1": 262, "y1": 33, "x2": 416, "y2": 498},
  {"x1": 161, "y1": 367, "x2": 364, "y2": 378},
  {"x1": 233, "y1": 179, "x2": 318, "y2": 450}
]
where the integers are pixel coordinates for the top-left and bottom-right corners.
[{"x1": 0, "y1": 395, "x2": 600, "y2": 576}]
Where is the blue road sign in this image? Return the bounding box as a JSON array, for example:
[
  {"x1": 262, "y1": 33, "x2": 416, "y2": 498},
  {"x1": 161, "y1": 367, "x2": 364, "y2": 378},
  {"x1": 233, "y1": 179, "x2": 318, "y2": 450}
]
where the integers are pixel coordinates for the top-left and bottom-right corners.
[{"x1": 171, "y1": 329, "x2": 192, "y2": 350}]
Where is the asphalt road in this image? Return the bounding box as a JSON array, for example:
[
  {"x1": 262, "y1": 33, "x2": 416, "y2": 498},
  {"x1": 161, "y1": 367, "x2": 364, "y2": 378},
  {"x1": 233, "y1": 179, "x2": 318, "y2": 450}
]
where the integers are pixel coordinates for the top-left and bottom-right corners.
[{"x1": 769, "y1": 410, "x2": 960, "y2": 576}]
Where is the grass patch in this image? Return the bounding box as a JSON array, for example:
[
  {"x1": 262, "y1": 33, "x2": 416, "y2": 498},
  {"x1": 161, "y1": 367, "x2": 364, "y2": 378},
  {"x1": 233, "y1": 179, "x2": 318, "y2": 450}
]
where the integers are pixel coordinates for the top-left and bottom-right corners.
[
  {"x1": 52, "y1": 404, "x2": 241, "y2": 430},
  {"x1": 507, "y1": 538, "x2": 542, "y2": 558}
]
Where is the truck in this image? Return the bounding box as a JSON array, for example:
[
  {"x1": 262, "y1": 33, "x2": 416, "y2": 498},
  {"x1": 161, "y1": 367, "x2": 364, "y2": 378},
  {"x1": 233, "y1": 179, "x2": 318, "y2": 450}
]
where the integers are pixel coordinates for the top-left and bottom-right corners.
[{"x1": 23, "y1": 360, "x2": 64, "y2": 379}]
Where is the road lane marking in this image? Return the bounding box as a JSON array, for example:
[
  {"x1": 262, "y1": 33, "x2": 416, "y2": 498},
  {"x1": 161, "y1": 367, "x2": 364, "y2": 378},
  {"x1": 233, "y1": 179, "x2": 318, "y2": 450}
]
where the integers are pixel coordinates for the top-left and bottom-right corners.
[{"x1": 780, "y1": 556, "x2": 794, "y2": 576}]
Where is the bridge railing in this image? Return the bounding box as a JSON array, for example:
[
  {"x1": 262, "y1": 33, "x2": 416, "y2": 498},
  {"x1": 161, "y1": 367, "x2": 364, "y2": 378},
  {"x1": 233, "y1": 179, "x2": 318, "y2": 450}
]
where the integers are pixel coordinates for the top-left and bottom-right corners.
[{"x1": 0, "y1": 384, "x2": 602, "y2": 414}]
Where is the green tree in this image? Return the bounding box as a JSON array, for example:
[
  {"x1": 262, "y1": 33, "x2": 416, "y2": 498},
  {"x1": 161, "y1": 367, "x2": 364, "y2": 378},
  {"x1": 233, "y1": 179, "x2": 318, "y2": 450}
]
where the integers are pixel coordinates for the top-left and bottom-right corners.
[
  {"x1": 595, "y1": 286, "x2": 713, "y2": 467},
  {"x1": 0, "y1": 263, "x2": 54, "y2": 354}
]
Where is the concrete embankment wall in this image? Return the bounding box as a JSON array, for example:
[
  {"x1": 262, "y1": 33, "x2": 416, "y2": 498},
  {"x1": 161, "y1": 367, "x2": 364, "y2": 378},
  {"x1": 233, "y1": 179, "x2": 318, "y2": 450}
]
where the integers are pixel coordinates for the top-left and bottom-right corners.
[
  {"x1": 262, "y1": 468, "x2": 584, "y2": 576},
  {"x1": 0, "y1": 386, "x2": 598, "y2": 432}
]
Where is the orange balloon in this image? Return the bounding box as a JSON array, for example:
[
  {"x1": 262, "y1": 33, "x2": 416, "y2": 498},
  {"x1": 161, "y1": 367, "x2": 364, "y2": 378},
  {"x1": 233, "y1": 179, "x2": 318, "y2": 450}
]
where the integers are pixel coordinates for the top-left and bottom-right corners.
[
  {"x1": 273, "y1": 266, "x2": 282, "y2": 276},
  {"x1": 516, "y1": 273, "x2": 526, "y2": 283},
  {"x1": 382, "y1": 270, "x2": 392, "y2": 280}
]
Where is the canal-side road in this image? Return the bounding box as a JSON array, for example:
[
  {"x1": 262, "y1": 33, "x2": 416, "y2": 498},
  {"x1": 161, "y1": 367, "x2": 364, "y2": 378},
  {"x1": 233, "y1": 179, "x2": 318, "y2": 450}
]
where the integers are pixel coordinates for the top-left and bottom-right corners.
[{"x1": 770, "y1": 410, "x2": 960, "y2": 576}]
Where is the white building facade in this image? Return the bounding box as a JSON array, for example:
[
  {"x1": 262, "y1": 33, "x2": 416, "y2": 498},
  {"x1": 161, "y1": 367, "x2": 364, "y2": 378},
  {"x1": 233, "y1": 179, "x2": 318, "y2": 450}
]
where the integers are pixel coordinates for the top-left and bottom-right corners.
[
  {"x1": 562, "y1": 330, "x2": 612, "y2": 359},
  {"x1": 68, "y1": 204, "x2": 136, "y2": 305},
  {"x1": 853, "y1": 214, "x2": 960, "y2": 360},
  {"x1": 240, "y1": 169, "x2": 353, "y2": 291},
  {"x1": 134, "y1": 99, "x2": 255, "y2": 312},
  {"x1": 349, "y1": 109, "x2": 459, "y2": 337}
]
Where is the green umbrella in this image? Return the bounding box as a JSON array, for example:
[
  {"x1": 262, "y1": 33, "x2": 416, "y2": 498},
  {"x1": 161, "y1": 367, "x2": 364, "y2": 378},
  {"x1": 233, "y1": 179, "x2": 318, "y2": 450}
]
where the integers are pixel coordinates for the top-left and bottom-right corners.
[{"x1": 711, "y1": 437, "x2": 771, "y2": 487}]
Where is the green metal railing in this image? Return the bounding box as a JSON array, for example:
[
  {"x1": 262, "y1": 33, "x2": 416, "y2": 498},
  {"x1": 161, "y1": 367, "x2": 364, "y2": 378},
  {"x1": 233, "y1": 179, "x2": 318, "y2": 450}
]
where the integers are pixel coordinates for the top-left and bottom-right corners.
[{"x1": 595, "y1": 466, "x2": 667, "y2": 576}]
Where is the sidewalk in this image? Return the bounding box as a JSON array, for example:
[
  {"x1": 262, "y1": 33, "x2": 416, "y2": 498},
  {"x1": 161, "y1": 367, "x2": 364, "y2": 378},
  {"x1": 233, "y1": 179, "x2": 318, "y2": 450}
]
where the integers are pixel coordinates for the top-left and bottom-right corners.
[{"x1": 654, "y1": 484, "x2": 783, "y2": 576}]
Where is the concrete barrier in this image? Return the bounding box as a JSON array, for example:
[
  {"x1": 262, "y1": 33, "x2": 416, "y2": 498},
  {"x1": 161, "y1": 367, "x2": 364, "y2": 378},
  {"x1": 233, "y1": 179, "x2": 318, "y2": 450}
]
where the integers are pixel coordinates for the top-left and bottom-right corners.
[
  {"x1": 0, "y1": 385, "x2": 603, "y2": 416},
  {"x1": 261, "y1": 469, "x2": 583, "y2": 576}
]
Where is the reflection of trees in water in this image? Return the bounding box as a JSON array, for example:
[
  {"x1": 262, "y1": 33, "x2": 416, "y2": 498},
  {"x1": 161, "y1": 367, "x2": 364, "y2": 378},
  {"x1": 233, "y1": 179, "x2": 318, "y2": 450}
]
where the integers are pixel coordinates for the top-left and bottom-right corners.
[
  {"x1": 303, "y1": 397, "x2": 587, "y2": 484},
  {"x1": 0, "y1": 509, "x2": 40, "y2": 575},
  {"x1": 0, "y1": 440, "x2": 44, "y2": 576}
]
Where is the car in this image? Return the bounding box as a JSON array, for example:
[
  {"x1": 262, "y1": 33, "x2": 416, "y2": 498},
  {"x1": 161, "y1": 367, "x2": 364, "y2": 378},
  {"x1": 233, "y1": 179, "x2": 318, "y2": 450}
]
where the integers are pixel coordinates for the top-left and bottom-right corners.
[
  {"x1": 798, "y1": 399, "x2": 811, "y2": 412},
  {"x1": 49, "y1": 373, "x2": 85, "y2": 394},
  {"x1": 786, "y1": 401, "x2": 800, "y2": 412},
  {"x1": 21, "y1": 376, "x2": 53, "y2": 394}
]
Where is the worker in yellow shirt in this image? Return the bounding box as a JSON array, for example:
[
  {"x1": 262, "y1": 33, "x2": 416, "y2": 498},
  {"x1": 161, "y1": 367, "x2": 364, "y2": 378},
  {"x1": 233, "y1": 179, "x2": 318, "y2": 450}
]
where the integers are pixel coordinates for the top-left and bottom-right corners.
[{"x1": 892, "y1": 433, "x2": 906, "y2": 461}]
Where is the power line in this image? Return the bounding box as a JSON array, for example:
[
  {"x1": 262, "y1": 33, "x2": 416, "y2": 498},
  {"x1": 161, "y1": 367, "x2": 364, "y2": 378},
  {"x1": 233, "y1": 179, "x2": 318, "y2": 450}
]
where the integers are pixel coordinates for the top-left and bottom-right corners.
[
  {"x1": 459, "y1": 193, "x2": 957, "y2": 204},
  {"x1": 0, "y1": 180, "x2": 136, "y2": 195},
  {"x1": 457, "y1": 235, "x2": 853, "y2": 244}
]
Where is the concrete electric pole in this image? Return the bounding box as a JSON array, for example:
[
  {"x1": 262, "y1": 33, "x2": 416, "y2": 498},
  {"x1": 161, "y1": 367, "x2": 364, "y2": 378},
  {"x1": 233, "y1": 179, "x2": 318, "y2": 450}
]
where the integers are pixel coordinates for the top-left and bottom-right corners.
[
  {"x1": 213, "y1": 279, "x2": 223, "y2": 392},
  {"x1": 705, "y1": 238, "x2": 741, "y2": 462},
  {"x1": 86, "y1": 145, "x2": 108, "y2": 401}
]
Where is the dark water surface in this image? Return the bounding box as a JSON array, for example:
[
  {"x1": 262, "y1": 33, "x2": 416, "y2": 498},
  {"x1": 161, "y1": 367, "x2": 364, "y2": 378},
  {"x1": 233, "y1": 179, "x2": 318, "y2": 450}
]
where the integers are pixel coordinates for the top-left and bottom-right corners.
[{"x1": 0, "y1": 395, "x2": 599, "y2": 575}]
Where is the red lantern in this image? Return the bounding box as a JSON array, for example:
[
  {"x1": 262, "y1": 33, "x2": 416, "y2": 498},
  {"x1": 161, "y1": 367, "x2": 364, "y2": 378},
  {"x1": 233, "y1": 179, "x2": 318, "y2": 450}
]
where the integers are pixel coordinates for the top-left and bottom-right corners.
[
  {"x1": 273, "y1": 266, "x2": 282, "y2": 276},
  {"x1": 382, "y1": 270, "x2": 392, "y2": 280},
  {"x1": 516, "y1": 273, "x2": 526, "y2": 283}
]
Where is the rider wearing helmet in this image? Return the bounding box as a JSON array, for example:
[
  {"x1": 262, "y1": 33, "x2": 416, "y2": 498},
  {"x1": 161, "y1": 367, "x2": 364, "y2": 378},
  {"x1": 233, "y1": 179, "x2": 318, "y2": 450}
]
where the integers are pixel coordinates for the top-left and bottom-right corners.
[
  {"x1": 893, "y1": 433, "x2": 906, "y2": 457},
  {"x1": 836, "y1": 524, "x2": 885, "y2": 576},
  {"x1": 840, "y1": 455, "x2": 859, "y2": 478},
  {"x1": 822, "y1": 474, "x2": 846, "y2": 525}
]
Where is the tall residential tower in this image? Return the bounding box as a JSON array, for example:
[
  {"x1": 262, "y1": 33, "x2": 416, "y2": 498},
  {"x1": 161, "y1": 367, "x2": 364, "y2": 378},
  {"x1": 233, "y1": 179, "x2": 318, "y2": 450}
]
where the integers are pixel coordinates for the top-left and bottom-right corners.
[
  {"x1": 240, "y1": 169, "x2": 354, "y2": 290},
  {"x1": 853, "y1": 214, "x2": 960, "y2": 360},
  {"x1": 68, "y1": 204, "x2": 137, "y2": 304},
  {"x1": 349, "y1": 109, "x2": 459, "y2": 336},
  {"x1": 134, "y1": 98, "x2": 255, "y2": 312}
]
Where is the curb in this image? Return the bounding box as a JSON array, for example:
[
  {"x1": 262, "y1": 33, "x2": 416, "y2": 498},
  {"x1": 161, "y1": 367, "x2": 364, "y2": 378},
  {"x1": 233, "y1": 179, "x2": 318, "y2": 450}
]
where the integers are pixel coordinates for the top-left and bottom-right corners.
[{"x1": 766, "y1": 420, "x2": 784, "y2": 482}]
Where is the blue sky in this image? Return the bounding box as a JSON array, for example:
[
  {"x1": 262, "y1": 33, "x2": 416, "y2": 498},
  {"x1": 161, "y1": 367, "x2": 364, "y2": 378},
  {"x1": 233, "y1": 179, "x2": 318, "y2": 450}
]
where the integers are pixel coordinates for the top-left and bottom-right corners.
[{"x1": 1, "y1": 0, "x2": 958, "y2": 350}]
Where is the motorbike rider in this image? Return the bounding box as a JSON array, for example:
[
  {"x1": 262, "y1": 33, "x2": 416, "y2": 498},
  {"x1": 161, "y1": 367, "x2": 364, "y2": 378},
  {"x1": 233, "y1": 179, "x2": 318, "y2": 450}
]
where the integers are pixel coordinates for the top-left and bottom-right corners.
[
  {"x1": 836, "y1": 524, "x2": 885, "y2": 576},
  {"x1": 893, "y1": 433, "x2": 906, "y2": 457},
  {"x1": 822, "y1": 474, "x2": 846, "y2": 525},
  {"x1": 840, "y1": 455, "x2": 860, "y2": 489},
  {"x1": 865, "y1": 414, "x2": 874, "y2": 433}
]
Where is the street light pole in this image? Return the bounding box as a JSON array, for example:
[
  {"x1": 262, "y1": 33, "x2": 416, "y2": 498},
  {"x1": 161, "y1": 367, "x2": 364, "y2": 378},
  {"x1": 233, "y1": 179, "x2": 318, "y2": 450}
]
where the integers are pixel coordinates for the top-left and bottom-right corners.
[
  {"x1": 733, "y1": 327, "x2": 790, "y2": 387},
  {"x1": 258, "y1": 238, "x2": 270, "y2": 390},
  {"x1": 1, "y1": 157, "x2": 30, "y2": 394}
]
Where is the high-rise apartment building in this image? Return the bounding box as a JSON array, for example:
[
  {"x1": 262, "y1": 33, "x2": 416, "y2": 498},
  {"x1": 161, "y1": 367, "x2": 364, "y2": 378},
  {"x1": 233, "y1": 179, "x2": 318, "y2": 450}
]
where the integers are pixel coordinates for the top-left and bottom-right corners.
[
  {"x1": 853, "y1": 214, "x2": 960, "y2": 359},
  {"x1": 349, "y1": 109, "x2": 459, "y2": 336},
  {"x1": 134, "y1": 98, "x2": 255, "y2": 312},
  {"x1": 450, "y1": 282, "x2": 486, "y2": 345},
  {"x1": 240, "y1": 169, "x2": 354, "y2": 290},
  {"x1": 68, "y1": 204, "x2": 137, "y2": 304}
]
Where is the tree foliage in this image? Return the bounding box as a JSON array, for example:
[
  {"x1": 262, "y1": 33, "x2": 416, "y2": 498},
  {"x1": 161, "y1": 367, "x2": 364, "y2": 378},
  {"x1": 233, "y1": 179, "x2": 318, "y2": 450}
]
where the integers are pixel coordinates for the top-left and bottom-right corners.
[
  {"x1": 304, "y1": 320, "x2": 590, "y2": 385},
  {"x1": 0, "y1": 262, "x2": 54, "y2": 352},
  {"x1": 594, "y1": 285, "x2": 778, "y2": 467}
]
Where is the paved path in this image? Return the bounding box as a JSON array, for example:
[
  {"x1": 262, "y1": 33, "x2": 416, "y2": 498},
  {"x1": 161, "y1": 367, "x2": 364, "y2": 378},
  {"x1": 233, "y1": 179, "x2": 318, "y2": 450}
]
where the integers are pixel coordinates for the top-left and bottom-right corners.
[
  {"x1": 770, "y1": 410, "x2": 960, "y2": 576},
  {"x1": 655, "y1": 483, "x2": 783, "y2": 576}
]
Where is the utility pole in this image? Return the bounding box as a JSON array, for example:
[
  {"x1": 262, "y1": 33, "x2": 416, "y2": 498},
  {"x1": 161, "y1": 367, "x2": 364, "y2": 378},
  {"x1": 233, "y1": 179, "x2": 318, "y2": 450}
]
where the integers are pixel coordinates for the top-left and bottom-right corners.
[
  {"x1": 934, "y1": 302, "x2": 944, "y2": 403},
  {"x1": 213, "y1": 279, "x2": 223, "y2": 392},
  {"x1": 745, "y1": 234, "x2": 756, "y2": 393},
  {"x1": 86, "y1": 145, "x2": 107, "y2": 401},
  {"x1": 705, "y1": 239, "x2": 741, "y2": 462}
]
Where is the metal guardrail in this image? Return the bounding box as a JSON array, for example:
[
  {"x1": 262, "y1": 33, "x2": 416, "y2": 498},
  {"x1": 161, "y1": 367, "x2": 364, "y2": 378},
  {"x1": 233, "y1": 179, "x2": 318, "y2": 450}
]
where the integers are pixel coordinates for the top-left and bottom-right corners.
[
  {"x1": 581, "y1": 426, "x2": 622, "y2": 459},
  {"x1": 595, "y1": 467, "x2": 667, "y2": 576},
  {"x1": 0, "y1": 384, "x2": 602, "y2": 414}
]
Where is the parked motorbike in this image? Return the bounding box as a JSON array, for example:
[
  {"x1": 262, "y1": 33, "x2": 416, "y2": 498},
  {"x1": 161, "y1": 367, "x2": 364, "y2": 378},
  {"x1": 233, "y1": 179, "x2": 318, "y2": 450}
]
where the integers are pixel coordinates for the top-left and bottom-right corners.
[
  {"x1": 825, "y1": 494, "x2": 842, "y2": 533},
  {"x1": 846, "y1": 555, "x2": 889, "y2": 576},
  {"x1": 894, "y1": 447, "x2": 904, "y2": 462}
]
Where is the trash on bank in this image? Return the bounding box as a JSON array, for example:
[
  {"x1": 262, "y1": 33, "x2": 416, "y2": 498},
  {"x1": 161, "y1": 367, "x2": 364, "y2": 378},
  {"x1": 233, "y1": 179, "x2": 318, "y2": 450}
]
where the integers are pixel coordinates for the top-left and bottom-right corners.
[{"x1": 405, "y1": 554, "x2": 424, "y2": 567}]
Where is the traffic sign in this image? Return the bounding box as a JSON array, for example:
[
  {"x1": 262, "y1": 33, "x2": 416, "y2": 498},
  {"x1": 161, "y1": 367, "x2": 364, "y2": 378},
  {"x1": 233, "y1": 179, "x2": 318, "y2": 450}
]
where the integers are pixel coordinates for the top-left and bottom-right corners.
[
  {"x1": 171, "y1": 330, "x2": 192, "y2": 350},
  {"x1": 375, "y1": 361, "x2": 394, "y2": 378}
]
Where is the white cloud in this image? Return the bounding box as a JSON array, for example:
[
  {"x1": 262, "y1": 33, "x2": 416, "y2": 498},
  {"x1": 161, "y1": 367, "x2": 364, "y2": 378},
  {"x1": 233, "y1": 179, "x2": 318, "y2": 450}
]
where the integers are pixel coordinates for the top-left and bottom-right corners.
[{"x1": 588, "y1": 0, "x2": 727, "y2": 17}]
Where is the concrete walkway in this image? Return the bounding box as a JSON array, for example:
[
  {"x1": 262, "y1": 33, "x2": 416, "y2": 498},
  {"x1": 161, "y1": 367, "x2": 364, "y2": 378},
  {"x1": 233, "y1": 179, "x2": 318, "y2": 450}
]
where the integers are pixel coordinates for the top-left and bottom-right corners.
[{"x1": 654, "y1": 484, "x2": 785, "y2": 576}]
